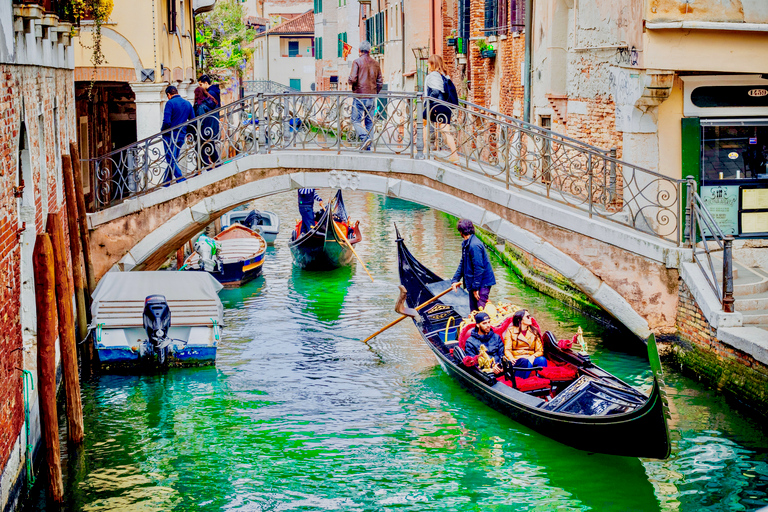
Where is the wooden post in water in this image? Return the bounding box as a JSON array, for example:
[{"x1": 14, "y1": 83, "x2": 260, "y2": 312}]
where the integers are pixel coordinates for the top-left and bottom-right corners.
[
  {"x1": 62, "y1": 154, "x2": 92, "y2": 372},
  {"x1": 33, "y1": 234, "x2": 64, "y2": 504},
  {"x1": 69, "y1": 141, "x2": 97, "y2": 294},
  {"x1": 47, "y1": 213, "x2": 85, "y2": 445}
]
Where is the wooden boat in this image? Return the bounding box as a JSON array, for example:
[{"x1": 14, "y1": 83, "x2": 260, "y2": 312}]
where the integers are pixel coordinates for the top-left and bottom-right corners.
[
  {"x1": 90, "y1": 271, "x2": 224, "y2": 368},
  {"x1": 183, "y1": 224, "x2": 266, "y2": 287},
  {"x1": 395, "y1": 226, "x2": 671, "y2": 459},
  {"x1": 220, "y1": 209, "x2": 279, "y2": 245},
  {"x1": 288, "y1": 189, "x2": 362, "y2": 270}
]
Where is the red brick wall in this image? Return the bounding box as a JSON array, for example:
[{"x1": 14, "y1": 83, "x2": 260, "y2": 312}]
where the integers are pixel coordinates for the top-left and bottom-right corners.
[
  {"x1": 0, "y1": 64, "x2": 75, "y2": 472},
  {"x1": 440, "y1": 0, "x2": 525, "y2": 115}
]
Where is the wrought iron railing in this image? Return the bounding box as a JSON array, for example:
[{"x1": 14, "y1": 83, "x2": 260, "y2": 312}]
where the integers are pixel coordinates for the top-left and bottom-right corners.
[
  {"x1": 685, "y1": 177, "x2": 735, "y2": 312},
  {"x1": 242, "y1": 80, "x2": 297, "y2": 94}
]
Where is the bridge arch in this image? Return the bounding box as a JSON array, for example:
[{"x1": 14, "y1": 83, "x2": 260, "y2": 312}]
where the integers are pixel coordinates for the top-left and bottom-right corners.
[{"x1": 89, "y1": 153, "x2": 690, "y2": 339}]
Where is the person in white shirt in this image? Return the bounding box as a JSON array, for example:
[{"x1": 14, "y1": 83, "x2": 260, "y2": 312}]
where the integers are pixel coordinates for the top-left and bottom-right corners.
[{"x1": 424, "y1": 54, "x2": 458, "y2": 164}]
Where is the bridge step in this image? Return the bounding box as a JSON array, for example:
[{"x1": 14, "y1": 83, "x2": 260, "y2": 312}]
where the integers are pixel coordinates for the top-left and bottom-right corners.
[
  {"x1": 740, "y1": 310, "x2": 768, "y2": 325},
  {"x1": 734, "y1": 290, "x2": 768, "y2": 312}
]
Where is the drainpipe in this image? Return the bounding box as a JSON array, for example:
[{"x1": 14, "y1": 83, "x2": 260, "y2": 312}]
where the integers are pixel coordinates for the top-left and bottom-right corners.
[
  {"x1": 401, "y1": 0, "x2": 406, "y2": 88},
  {"x1": 523, "y1": 0, "x2": 533, "y2": 123}
]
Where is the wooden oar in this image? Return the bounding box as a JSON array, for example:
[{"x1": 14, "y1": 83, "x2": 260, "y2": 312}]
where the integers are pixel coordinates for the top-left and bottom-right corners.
[
  {"x1": 362, "y1": 286, "x2": 454, "y2": 343},
  {"x1": 333, "y1": 220, "x2": 374, "y2": 282}
]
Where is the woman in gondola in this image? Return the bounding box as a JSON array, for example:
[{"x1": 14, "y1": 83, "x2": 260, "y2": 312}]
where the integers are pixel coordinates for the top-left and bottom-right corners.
[{"x1": 503, "y1": 309, "x2": 548, "y2": 379}]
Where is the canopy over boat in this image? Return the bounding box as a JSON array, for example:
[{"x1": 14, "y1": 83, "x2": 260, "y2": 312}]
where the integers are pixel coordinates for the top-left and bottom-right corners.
[
  {"x1": 395, "y1": 226, "x2": 671, "y2": 459},
  {"x1": 92, "y1": 271, "x2": 223, "y2": 328}
]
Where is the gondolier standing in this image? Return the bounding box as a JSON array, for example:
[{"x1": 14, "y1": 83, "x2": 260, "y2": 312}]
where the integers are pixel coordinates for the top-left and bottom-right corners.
[
  {"x1": 298, "y1": 188, "x2": 324, "y2": 234},
  {"x1": 450, "y1": 219, "x2": 496, "y2": 312}
]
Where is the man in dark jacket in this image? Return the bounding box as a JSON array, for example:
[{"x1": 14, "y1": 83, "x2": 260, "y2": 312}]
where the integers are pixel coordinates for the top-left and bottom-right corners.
[
  {"x1": 348, "y1": 40, "x2": 383, "y2": 151},
  {"x1": 464, "y1": 312, "x2": 504, "y2": 374},
  {"x1": 451, "y1": 218, "x2": 496, "y2": 311},
  {"x1": 162, "y1": 85, "x2": 194, "y2": 184}
]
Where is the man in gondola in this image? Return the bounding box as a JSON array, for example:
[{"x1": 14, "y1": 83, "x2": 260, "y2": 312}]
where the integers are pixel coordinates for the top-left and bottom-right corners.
[
  {"x1": 463, "y1": 312, "x2": 504, "y2": 375},
  {"x1": 298, "y1": 188, "x2": 324, "y2": 234},
  {"x1": 450, "y1": 219, "x2": 496, "y2": 312}
]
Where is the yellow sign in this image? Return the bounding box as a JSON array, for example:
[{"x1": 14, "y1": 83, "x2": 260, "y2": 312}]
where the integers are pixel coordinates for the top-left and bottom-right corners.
[
  {"x1": 742, "y1": 188, "x2": 768, "y2": 210},
  {"x1": 741, "y1": 212, "x2": 768, "y2": 234}
]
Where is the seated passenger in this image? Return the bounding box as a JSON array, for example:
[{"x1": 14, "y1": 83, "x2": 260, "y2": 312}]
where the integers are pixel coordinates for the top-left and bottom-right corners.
[
  {"x1": 464, "y1": 312, "x2": 504, "y2": 375},
  {"x1": 503, "y1": 309, "x2": 548, "y2": 379}
]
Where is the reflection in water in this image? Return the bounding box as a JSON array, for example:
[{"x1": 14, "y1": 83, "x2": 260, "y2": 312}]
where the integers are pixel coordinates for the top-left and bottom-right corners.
[{"x1": 25, "y1": 190, "x2": 768, "y2": 511}]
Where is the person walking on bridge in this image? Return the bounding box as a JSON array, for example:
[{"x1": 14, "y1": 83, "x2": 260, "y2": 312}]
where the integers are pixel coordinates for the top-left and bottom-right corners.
[
  {"x1": 162, "y1": 85, "x2": 194, "y2": 184},
  {"x1": 450, "y1": 219, "x2": 496, "y2": 312},
  {"x1": 348, "y1": 40, "x2": 382, "y2": 151}
]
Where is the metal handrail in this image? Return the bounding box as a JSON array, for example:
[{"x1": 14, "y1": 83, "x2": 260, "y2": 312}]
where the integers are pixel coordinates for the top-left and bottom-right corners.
[
  {"x1": 87, "y1": 92, "x2": 722, "y2": 265},
  {"x1": 685, "y1": 177, "x2": 735, "y2": 311}
]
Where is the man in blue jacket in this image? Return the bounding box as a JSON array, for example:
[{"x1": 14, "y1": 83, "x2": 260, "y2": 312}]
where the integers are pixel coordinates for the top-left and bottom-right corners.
[
  {"x1": 162, "y1": 85, "x2": 194, "y2": 184},
  {"x1": 451, "y1": 218, "x2": 496, "y2": 312}
]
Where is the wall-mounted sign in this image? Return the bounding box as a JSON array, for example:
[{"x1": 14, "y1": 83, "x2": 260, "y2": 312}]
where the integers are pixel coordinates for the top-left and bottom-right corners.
[
  {"x1": 748, "y1": 89, "x2": 768, "y2": 97},
  {"x1": 728, "y1": 152, "x2": 739, "y2": 160},
  {"x1": 750, "y1": 137, "x2": 758, "y2": 144},
  {"x1": 701, "y1": 185, "x2": 739, "y2": 236}
]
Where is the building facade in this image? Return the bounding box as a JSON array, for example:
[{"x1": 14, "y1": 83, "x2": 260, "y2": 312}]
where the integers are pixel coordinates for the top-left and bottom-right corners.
[
  {"x1": 71, "y1": 0, "x2": 200, "y2": 207},
  {"x1": 253, "y1": 10, "x2": 315, "y2": 91},
  {"x1": 438, "y1": 0, "x2": 527, "y2": 115},
  {"x1": 529, "y1": 0, "x2": 768, "y2": 265},
  {"x1": 313, "y1": 0, "x2": 361, "y2": 91},
  {"x1": 1, "y1": 2, "x2": 77, "y2": 510}
]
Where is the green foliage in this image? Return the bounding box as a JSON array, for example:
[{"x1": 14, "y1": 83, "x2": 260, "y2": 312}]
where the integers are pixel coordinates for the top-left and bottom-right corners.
[{"x1": 196, "y1": 0, "x2": 254, "y2": 78}]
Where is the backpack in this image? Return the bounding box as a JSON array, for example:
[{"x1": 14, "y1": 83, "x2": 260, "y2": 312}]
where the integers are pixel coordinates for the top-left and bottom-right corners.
[{"x1": 441, "y1": 75, "x2": 459, "y2": 106}]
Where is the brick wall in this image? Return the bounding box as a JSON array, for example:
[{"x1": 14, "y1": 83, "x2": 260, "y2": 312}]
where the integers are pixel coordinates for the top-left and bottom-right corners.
[
  {"x1": 440, "y1": 0, "x2": 525, "y2": 115},
  {"x1": 674, "y1": 281, "x2": 768, "y2": 415},
  {"x1": 0, "y1": 64, "x2": 75, "y2": 481}
]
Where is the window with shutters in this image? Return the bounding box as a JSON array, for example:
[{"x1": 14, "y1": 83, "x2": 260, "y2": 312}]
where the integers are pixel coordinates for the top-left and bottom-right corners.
[
  {"x1": 168, "y1": 0, "x2": 177, "y2": 34},
  {"x1": 457, "y1": 0, "x2": 469, "y2": 54},
  {"x1": 510, "y1": 0, "x2": 525, "y2": 32}
]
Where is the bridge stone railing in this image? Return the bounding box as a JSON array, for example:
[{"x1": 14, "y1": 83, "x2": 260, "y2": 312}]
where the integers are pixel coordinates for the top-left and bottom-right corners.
[{"x1": 86, "y1": 91, "x2": 734, "y2": 308}]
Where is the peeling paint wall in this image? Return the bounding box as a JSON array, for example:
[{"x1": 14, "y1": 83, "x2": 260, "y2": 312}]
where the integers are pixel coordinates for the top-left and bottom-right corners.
[{"x1": 647, "y1": 0, "x2": 768, "y2": 24}]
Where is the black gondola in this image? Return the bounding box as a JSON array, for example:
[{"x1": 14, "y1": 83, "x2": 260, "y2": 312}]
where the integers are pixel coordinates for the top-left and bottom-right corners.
[
  {"x1": 395, "y1": 226, "x2": 671, "y2": 459},
  {"x1": 289, "y1": 189, "x2": 362, "y2": 270}
]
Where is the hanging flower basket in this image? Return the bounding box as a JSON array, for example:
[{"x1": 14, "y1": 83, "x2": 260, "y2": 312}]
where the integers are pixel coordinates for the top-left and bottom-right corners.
[
  {"x1": 481, "y1": 49, "x2": 496, "y2": 59},
  {"x1": 446, "y1": 38, "x2": 457, "y2": 47}
]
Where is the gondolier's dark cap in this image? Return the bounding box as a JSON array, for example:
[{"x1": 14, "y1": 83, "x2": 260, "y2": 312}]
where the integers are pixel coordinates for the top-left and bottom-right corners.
[{"x1": 475, "y1": 312, "x2": 490, "y2": 323}]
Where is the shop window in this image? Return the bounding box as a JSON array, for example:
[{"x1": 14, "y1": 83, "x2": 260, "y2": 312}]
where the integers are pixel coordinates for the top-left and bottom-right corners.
[{"x1": 701, "y1": 121, "x2": 768, "y2": 182}]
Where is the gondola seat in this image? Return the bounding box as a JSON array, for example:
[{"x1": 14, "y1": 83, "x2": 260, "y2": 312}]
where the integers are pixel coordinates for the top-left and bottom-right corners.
[
  {"x1": 538, "y1": 363, "x2": 578, "y2": 381},
  {"x1": 497, "y1": 375, "x2": 551, "y2": 394}
]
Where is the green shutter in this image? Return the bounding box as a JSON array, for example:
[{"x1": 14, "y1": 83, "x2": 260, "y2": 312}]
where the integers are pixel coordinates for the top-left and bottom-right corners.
[
  {"x1": 681, "y1": 117, "x2": 702, "y2": 182},
  {"x1": 319, "y1": 37, "x2": 322, "y2": 59}
]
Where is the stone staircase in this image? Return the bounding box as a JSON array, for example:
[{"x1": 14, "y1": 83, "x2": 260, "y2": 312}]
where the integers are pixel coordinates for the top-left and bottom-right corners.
[{"x1": 718, "y1": 259, "x2": 768, "y2": 331}]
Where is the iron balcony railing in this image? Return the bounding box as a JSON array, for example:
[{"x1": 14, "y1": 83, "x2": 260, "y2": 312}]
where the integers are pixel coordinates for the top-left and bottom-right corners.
[{"x1": 86, "y1": 91, "x2": 734, "y2": 309}]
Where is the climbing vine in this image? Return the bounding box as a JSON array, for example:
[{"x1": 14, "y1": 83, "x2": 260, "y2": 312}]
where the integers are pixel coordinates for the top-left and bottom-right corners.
[{"x1": 60, "y1": 0, "x2": 114, "y2": 95}]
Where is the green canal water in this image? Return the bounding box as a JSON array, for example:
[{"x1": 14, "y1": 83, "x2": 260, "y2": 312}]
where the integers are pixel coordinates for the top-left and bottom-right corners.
[{"x1": 26, "y1": 191, "x2": 768, "y2": 511}]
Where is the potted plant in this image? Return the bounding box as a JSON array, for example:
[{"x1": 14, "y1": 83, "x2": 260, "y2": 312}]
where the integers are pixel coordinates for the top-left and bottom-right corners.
[
  {"x1": 446, "y1": 29, "x2": 457, "y2": 47},
  {"x1": 476, "y1": 38, "x2": 496, "y2": 59}
]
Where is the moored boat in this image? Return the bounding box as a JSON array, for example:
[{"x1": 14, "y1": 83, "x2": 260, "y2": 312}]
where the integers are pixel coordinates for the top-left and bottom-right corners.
[
  {"x1": 288, "y1": 189, "x2": 362, "y2": 270},
  {"x1": 183, "y1": 224, "x2": 266, "y2": 287},
  {"x1": 220, "y1": 209, "x2": 280, "y2": 245},
  {"x1": 395, "y1": 226, "x2": 671, "y2": 459},
  {"x1": 90, "y1": 271, "x2": 224, "y2": 368}
]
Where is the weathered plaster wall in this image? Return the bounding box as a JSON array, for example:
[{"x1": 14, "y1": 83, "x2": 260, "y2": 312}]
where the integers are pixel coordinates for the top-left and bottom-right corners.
[{"x1": 647, "y1": 0, "x2": 768, "y2": 23}]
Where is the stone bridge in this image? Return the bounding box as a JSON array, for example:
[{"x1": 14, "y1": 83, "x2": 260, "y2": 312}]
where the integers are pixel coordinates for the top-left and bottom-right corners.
[{"x1": 86, "y1": 91, "x2": 725, "y2": 340}]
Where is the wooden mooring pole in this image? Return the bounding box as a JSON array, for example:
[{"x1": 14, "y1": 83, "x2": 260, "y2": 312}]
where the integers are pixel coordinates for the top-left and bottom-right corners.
[
  {"x1": 68, "y1": 141, "x2": 97, "y2": 295},
  {"x1": 62, "y1": 154, "x2": 93, "y2": 372},
  {"x1": 33, "y1": 234, "x2": 64, "y2": 504},
  {"x1": 47, "y1": 213, "x2": 85, "y2": 445},
  {"x1": 177, "y1": 247, "x2": 184, "y2": 269}
]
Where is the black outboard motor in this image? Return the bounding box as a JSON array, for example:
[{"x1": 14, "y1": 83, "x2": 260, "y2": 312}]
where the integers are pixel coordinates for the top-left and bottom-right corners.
[{"x1": 143, "y1": 295, "x2": 171, "y2": 364}]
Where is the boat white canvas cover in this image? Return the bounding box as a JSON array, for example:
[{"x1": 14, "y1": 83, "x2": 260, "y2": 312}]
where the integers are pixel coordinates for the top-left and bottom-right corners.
[{"x1": 91, "y1": 271, "x2": 224, "y2": 328}]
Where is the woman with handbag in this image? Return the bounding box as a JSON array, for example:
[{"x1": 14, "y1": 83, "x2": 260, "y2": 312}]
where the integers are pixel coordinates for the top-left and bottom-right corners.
[{"x1": 424, "y1": 54, "x2": 459, "y2": 164}]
